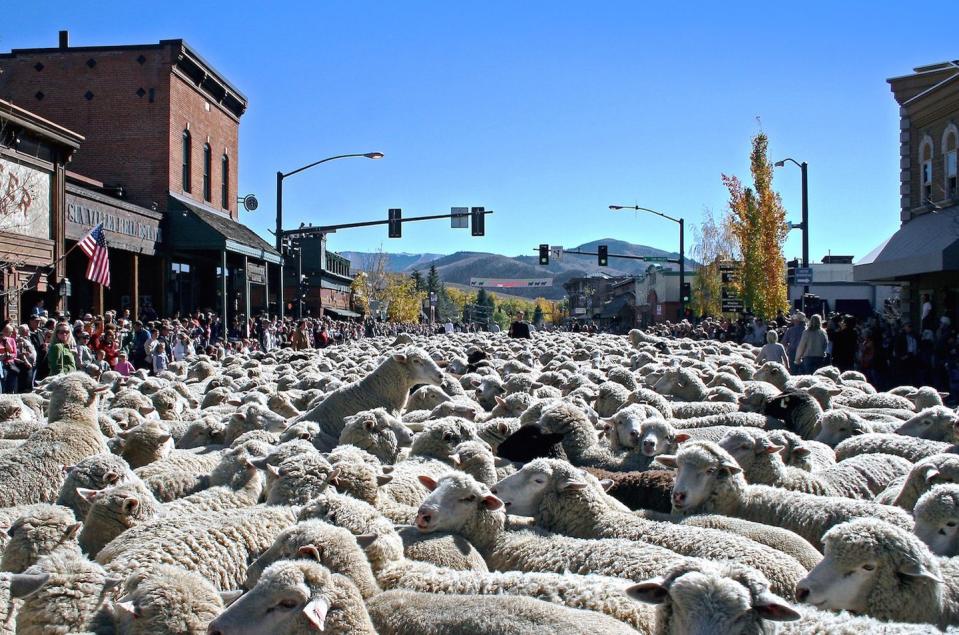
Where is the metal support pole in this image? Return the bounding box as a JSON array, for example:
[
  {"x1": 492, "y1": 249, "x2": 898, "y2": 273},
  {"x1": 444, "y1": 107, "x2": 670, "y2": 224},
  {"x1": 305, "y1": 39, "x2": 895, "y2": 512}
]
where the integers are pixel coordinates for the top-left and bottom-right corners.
[
  {"x1": 297, "y1": 245, "x2": 304, "y2": 320},
  {"x1": 243, "y1": 255, "x2": 251, "y2": 338},
  {"x1": 276, "y1": 171, "x2": 285, "y2": 321},
  {"x1": 679, "y1": 218, "x2": 685, "y2": 320},
  {"x1": 801, "y1": 161, "x2": 809, "y2": 296},
  {"x1": 220, "y1": 250, "x2": 228, "y2": 332}
]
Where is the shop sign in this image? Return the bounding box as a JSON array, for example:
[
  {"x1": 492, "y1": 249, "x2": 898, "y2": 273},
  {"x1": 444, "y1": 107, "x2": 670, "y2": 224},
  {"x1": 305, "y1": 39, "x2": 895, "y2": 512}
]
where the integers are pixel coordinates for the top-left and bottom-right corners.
[
  {"x1": 248, "y1": 262, "x2": 266, "y2": 285},
  {"x1": 0, "y1": 157, "x2": 51, "y2": 240},
  {"x1": 65, "y1": 193, "x2": 162, "y2": 255}
]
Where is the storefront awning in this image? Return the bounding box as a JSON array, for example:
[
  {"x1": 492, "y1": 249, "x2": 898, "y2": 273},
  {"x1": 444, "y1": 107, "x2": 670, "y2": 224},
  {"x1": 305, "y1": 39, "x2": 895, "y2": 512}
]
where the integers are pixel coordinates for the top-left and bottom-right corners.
[
  {"x1": 855, "y1": 205, "x2": 959, "y2": 282},
  {"x1": 325, "y1": 307, "x2": 361, "y2": 319},
  {"x1": 599, "y1": 294, "x2": 634, "y2": 318},
  {"x1": 167, "y1": 194, "x2": 282, "y2": 264}
]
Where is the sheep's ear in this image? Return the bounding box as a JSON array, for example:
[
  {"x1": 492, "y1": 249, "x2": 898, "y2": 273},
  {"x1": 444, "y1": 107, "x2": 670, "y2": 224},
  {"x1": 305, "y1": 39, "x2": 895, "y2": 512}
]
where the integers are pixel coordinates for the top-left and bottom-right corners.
[
  {"x1": 923, "y1": 467, "x2": 941, "y2": 485},
  {"x1": 122, "y1": 498, "x2": 140, "y2": 515},
  {"x1": 674, "y1": 433, "x2": 691, "y2": 445},
  {"x1": 377, "y1": 474, "x2": 393, "y2": 486},
  {"x1": 76, "y1": 487, "x2": 100, "y2": 502},
  {"x1": 219, "y1": 590, "x2": 244, "y2": 607},
  {"x1": 481, "y1": 494, "x2": 504, "y2": 510},
  {"x1": 753, "y1": 591, "x2": 801, "y2": 621},
  {"x1": 303, "y1": 596, "x2": 330, "y2": 631},
  {"x1": 496, "y1": 421, "x2": 509, "y2": 434},
  {"x1": 418, "y1": 475, "x2": 438, "y2": 491},
  {"x1": 327, "y1": 468, "x2": 340, "y2": 487},
  {"x1": 392, "y1": 353, "x2": 408, "y2": 364},
  {"x1": 381, "y1": 465, "x2": 395, "y2": 474},
  {"x1": 226, "y1": 398, "x2": 243, "y2": 406},
  {"x1": 139, "y1": 405, "x2": 155, "y2": 415},
  {"x1": 898, "y1": 560, "x2": 943, "y2": 583},
  {"x1": 355, "y1": 534, "x2": 378, "y2": 549},
  {"x1": 657, "y1": 454, "x2": 678, "y2": 468},
  {"x1": 625, "y1": 578, "x2": 668, "y2": 604},
  {"x1": 63, "y1": 521, "x2": 82, "y2": 539},
  {"x1": 470, "y1": 378, "x2": 482, "y2": 388},
  {"x1": 249, "y1": 457, "x2": 269, "y2": 469},
  {"x1": 494, "y1": 395, "x2": 507, "y2": 407},
  {"x1": 599, "y1": 479, "x2": 614, "y2": 492},
  {"x1": 103, "y1": 470, "x2": 120, "y2": 484},
  {"x1": 62, "y1": 464, "x2": 76, "y2": 475},
  {"x1": 940, "y1": 392, "x2": 951, "y2": 399},
  {"x1": 9, "y1": 572, "x2": 49, "y2": 599},
  {"x1": 239, "y1": 456, "x2": 255, "y2": 469},
  {"x1": 232, "y1": 412, "x2": 247, "y2": 422},
  {"x1": 720, "y1": 461, "x2": 743, "y2": 475},
  {"x1": 266, "y1": 464, "x2": 281, "y2": 477},
  {"x1": 296, "y1": 545, "x2": 322, "y2": 562},
  {"x1": 116, "y1": 600, "x2": 139, "y2": 616},
  {"x1": 448, "y1": 453, "x2": 461, "y2": 467},
  {"x1": 558, "y1": 476, "x2": 588, "y2": 491},
  {"x1": 364, "y1": 419, "x2": 376, "y2": 431},
  {"x1": 761, "y1": 442, "x2": 785, "y2": 455}
]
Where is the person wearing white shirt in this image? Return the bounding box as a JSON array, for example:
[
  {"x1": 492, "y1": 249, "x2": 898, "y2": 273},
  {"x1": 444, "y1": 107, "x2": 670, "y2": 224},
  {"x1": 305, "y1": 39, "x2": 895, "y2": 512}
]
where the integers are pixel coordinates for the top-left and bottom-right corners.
[{"x1": 172, "y1": 334, "x2": 195, "y2": 361}]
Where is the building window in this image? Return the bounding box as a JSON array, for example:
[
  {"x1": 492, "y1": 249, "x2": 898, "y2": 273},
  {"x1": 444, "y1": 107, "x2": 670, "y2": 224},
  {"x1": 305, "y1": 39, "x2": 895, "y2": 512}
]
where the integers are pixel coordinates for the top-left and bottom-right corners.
[
  {"x1": 945, "y1": 126, "x2": 958, "y2": 200},
  {"x1": 221, "y1": 154, "x2": 229, "y2": 210},
  {"x1": 920, "y1": 136, "x2": 934, "y2": 203},
  {"x1": 202, "y1": 143, "x2": 212, "y2": 202},
  {"x1": 181, "y1": 130, "x2": 191, "y2": 192}
]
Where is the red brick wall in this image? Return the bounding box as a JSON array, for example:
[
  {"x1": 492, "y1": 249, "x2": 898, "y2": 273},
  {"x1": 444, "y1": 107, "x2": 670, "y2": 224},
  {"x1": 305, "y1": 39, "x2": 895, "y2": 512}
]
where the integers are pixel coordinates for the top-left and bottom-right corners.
[
  {"x1": 168, "y1": 73, "x2": 239, "y2": 218},
  {"x1": 0, "y1": 43, "x2": 240, "y2": 218},
  {"x1": 0, "y1": 47, "x2": 171, "y2": 211}
]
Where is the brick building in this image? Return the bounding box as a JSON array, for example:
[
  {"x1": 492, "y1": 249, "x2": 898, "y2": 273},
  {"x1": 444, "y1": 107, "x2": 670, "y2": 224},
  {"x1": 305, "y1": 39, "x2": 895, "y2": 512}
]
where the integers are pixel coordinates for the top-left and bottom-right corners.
[
  {"x1": 0, "y1": 31, "x2": 280, "y2": 325},
  {"x1": 856, "y1": 61, "x2": 959, "y2": 325},
  {"x1": 284, "y1": 234, "x2": 358, "y2": 319}
]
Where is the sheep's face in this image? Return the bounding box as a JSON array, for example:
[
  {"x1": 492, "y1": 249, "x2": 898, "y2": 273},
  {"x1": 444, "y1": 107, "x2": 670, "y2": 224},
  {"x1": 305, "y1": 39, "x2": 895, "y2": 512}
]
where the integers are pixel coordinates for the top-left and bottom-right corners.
[
  {"x1": 652, "y1": 369, "x2": 683, "y2": 396},
  {"x1": 637, "y1": 419, "x2": 682, "y2": 456},
  {"x1": 394, "y1": 349, "x2": 445, "y2": 387},
  {"x1": 669, "y1": 447, "x2": 742, "y2": 514},
  {"x1": 2, "y1": 511, "x2": 80, "y2": 573},
  {"x1": 209, "y1": 561, "x2": 332, "y2": 635},
  {"x1": 627, "y1": 567, "x2": 798, "y2": 634},
  {"x1": 753, "y1": 363, "x2": 788, "y2": 387},
  {"x1": 913, "y1": 485, "x2": 959, "y2": 556},
  {"x1": 795, "y1": 552, "x2": 877, "y2": 613},
  {"x1": 280, "y1": 421, "x2": 320, "y2": 444},
  {"x1": 489, "y1": 463, "x2": 552, "y2": 516},
  {"x1": 895, "y1": 407, "x2": 959, "y2": 442},
  {"x1": 814, "y1": 411, "x2": 865, "y2": 447},
  {"x1": 415, "y1": 474, "x2": 502, "y2": 533}
]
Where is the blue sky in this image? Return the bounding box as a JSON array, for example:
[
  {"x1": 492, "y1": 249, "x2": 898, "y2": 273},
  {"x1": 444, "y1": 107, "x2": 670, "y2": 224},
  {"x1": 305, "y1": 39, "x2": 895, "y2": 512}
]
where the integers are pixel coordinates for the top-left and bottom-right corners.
[{"x1": 5, "y1": 2, "x2": 954, "y2": 262}]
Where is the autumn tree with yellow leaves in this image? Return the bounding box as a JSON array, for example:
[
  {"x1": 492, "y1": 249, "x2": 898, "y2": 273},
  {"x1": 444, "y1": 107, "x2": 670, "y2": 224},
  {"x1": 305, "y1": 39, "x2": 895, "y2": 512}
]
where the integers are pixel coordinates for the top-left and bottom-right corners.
[{"x1": 721, "y1": 132, "x2": 789, "y2": 319}]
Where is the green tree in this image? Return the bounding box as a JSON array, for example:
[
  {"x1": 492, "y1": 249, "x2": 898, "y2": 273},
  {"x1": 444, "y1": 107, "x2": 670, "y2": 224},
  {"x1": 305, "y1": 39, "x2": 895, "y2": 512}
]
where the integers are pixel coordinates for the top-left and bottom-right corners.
[
  {"x1": 476, "y1": 288, "x2": 489, "y2": 308},
  {"x1": 426, "y1": 264, "x2": 441, "y2": 294},
  {"x1": 410, "y1": 269, "x2": 423, "y2": 292},
  {"x1": 722, "y1": 132, "x2": 789, "y2": 319}
]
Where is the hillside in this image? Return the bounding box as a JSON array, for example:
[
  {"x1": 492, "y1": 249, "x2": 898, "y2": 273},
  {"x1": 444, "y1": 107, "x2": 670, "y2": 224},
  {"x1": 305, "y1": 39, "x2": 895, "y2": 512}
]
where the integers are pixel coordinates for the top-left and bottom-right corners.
[{"x1": 343, "y1": 239, "x2": 697, "y2": 300}]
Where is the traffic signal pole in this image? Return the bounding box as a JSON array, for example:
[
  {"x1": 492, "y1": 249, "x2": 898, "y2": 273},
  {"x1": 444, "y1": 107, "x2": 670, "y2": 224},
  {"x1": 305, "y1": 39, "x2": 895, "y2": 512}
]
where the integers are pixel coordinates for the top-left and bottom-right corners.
[{"x1": 679, "y1": 217, "x2": 685, "y2": 319}]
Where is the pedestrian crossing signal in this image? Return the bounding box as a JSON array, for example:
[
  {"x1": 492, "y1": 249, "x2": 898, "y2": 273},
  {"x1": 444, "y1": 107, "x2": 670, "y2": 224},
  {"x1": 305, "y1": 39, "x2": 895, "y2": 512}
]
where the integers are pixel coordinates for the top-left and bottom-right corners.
[{"x1": 388, "y1": 208, "x2": 402, "y2": 238}]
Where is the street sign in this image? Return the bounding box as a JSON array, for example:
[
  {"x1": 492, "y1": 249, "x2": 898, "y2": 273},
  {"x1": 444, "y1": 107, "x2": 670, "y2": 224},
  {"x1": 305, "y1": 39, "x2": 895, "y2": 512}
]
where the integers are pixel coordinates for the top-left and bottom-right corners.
[
  {"x1": 795, "y1": 267, "x2": 814, "y2": 284},
  {"x1": 644, "y1": 256, "x2": 669, "y2": 262},
  {"x1": 451, "y1": 207, "x2": 468, "y2": 229},
  {"x1": 550, "y1": 245, "x2": 563, "y2": 260},
  {"x1": 718, "y1": 260, "x2": 742, "y2": 271},
  {"x1": 722, "y1": 299, "x2": 745, "y2": 312}
]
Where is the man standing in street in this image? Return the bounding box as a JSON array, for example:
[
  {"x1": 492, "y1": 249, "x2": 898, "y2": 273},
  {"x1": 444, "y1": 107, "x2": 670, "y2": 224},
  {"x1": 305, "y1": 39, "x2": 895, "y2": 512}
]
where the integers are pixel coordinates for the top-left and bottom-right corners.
[{"x1": 508, "y1": 311, "x2": 532, "y2": 339}]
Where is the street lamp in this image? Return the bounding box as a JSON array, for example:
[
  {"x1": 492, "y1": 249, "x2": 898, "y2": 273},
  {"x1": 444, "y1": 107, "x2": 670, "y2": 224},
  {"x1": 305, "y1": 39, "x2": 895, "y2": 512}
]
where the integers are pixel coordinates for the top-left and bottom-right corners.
[
  {"x1": 275, "y1": 152, "x2": 383, "y2": 319},
  {"x1": 609, "y1": 204, "x2": 686, "y2": 319},
  {"x1": 773, "y1": 158, "x2": 809, "y2": 296}
]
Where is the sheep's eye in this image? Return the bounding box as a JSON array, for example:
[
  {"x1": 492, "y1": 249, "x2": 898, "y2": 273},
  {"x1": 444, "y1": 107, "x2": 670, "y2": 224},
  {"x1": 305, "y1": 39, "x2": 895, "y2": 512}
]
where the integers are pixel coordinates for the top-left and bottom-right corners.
[
  {"x1": 740, "y1": 444, "x2": 751, "y2": 450},
  {"x1": 861, "y1": 564, "x2": 876, "y2": 571},
  {"x1": 461, "y1": 495, "x2": 476, "y2": 503},
  {"x1": 278, "y1": 599, "x2": 298, "y2": 609},
  {"x1": 705, "y1": 468, "x2": 717, "y2": 475},
  {"x1": 534, "y1": 478, "x2": 545, "y2": 484},
  {"x1": 947, "y1": 521, "x2": 957, "y2": 528},
  {"x1": 839, "y1": 428, "x2": 847, "y2": 433}
]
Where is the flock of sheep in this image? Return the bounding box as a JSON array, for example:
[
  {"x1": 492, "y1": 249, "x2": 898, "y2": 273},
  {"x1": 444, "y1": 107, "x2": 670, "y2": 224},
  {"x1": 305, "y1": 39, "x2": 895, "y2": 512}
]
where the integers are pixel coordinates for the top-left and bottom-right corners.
[{"x1": 0, "y1": 326, "x2": 958, "y2": 632}]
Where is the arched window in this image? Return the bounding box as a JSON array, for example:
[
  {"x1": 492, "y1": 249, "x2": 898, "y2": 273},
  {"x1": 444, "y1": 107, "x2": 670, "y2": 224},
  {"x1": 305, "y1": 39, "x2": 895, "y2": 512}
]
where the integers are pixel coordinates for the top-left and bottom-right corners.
[
  {"x1": 944, "y1": 124, "x2": 958, "y2": 200},
  {"x1": 920, "y1": 135, "x2": 934, "y2": 203},
  {"x1": 221, "y1": 153, "x2": 230, "y2": 210},
  {"x1": 181, "y1": 129, "x2": 191, "y2": 192},
  {"x1": 202, "y1": 143, "x2": 212, "y2": 202}
]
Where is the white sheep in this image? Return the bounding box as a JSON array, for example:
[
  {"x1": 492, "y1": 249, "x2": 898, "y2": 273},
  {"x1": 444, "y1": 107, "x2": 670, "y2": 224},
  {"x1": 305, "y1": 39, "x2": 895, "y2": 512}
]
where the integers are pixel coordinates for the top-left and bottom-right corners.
[
  {"x1": 0, "y1": 373, "x2": 109, "y2": 506},
  {"x1": 913, "y1": 483, "x2": 959, "y2": 557},
  {"x1": 796, "y1": 517, "x2": 959, "y2": 628},
  {"x1": 112, "y1": 565, "x2": 226, "y2": 634},
  {"x1": 835, "y1": 433, "x2": 955, "y2": 463},
  {"x1": 663, "y1": 440, "x2": 914, "y2": 549},
  {"x1": 490, "y1": 458, "x2": 809, "y2": 599}
]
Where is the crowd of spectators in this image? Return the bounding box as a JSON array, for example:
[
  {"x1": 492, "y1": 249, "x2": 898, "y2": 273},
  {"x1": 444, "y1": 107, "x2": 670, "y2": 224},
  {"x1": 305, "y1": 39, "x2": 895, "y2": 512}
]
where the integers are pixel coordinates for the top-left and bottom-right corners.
[{"x1": 650, "y1": 301, "x2": 959, "y2": 403}]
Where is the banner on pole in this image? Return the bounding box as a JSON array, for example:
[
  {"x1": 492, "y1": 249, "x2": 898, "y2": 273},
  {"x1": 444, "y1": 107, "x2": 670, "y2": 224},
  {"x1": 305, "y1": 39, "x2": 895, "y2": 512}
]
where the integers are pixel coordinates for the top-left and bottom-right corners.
[{"x1": 469, "y1": 278, "x2": 553, "y2": 288}]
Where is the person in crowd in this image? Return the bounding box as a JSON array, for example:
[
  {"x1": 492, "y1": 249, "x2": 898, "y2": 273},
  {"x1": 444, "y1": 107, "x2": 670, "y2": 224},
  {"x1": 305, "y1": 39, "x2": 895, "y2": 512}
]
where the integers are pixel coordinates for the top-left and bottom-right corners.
[
  {"x1": 780, "y1": 312, "x2": 805, "y2": 365},
  {"x1": 756, "y1": 329, "x2": 790, "y2": 371},
  {"x1": 173, "y1": 332, "x2": 194, "y2": 361},
  {"x1": 129, "y1": 320, "x2": 151, "y2": 369},
  {"x1": 46, "y1": 322, "x2": 77, "y2": 376},
  {"x1": 114, "y1": 351, "x2": 135, "y2": 378},
  {"x1": 508, "y1": 312, "x2": 532, "y2": 339},
  {"x1": 0, "y1": 323, "x2": 18, "y2": 394},
  {"x1": 292, "y1": 320, "x2": 311, "y2": 350},
  {"x1": 152, "y1": 341, "x2": 169, "y2": 374},
  {"x1": 15, "y1": 325, "x2": 36, "y2": 393},
  {"x1": 76, "y1": 332, "x2": 96, "y2": 368},
  {"x1": 94, "y1": 348, "x2": 111, "y2": 374},
  {"x1": 795, "y1": 313, "x2": 828, "y2": 374}
]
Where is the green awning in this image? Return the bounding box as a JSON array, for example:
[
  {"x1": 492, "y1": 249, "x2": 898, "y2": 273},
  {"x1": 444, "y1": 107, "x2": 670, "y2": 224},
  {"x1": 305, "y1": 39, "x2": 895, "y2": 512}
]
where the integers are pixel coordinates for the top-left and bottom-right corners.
[
  {"x1": 167, "y1": 194, "x2": 282, "y2": 264},
  {"x1": 325, "y1": 307, "x2": 361, "y2": 319}
]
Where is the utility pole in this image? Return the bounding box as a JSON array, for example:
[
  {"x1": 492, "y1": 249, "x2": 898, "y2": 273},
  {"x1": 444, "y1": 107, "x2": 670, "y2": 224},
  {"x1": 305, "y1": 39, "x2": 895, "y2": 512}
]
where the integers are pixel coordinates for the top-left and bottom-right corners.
[
  {"x1": 800, "y1": 161, "x2": 809, "y2": 296},
  {"x1": 679, "y1": 217, "x2": 685, "y2": 319}
]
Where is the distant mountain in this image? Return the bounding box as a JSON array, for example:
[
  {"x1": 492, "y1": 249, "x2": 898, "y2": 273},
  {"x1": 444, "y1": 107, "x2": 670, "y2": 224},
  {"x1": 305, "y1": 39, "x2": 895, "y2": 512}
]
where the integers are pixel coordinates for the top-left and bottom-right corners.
[{"x1": 342, "y1": 239, "x2": 696, "y2": 300}]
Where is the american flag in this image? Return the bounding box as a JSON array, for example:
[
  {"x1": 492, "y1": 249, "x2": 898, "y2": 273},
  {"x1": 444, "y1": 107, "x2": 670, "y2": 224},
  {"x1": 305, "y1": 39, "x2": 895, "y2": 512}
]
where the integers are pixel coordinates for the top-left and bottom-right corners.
[{"x1": 78, "y1": 223, "x2": 111, "y2": 288}]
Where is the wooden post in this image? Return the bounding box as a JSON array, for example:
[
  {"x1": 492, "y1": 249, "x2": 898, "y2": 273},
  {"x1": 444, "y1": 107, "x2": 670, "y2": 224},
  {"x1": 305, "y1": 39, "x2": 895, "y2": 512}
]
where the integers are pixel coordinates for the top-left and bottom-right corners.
[
  {"x1": 264, "y1": 262, "x2": 270, "y2": 319},
  {"x1": 221, "y1": 250, "x2": 228, "y2": 328},
  {"x1": 97, "y1": 283, "x2": 104, "y2": 316},
  {"x1": 132, "y1": 253, "x2": 139, "y2": 321},
  {"x1": 243, "y1": 255, "x2": 251, "y2": 338}
]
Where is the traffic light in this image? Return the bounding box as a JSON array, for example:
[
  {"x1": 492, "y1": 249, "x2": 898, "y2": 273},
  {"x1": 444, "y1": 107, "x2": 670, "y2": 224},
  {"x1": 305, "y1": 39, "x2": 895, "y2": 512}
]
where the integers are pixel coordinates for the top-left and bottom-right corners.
[
  {"x1": 597, "y1": 244, "x2": 608, "y2": 267},
  {"x1": 388, "y1": 208, "x2": 402, "y2": 238},
  {"x1": 471, "y1": 207, "x2": 485, "y2": 236},
  {"x1": 538, "y1": 244, "x2": 549, "y2": 266},
  {"x1": 298, "y1": 274, "x2": 309, "y2": 301},
  {"x1": 786, "y1": 258, "x2": 799, "y2": 285},
  {"x1": 681, "y1": 282, "x2": 691, "y2": 303}
]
